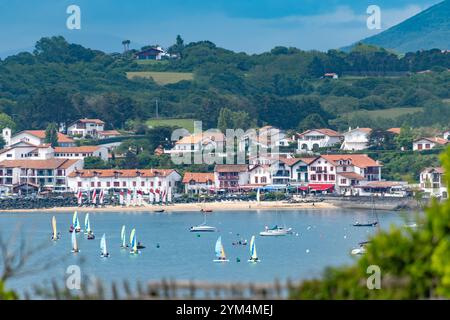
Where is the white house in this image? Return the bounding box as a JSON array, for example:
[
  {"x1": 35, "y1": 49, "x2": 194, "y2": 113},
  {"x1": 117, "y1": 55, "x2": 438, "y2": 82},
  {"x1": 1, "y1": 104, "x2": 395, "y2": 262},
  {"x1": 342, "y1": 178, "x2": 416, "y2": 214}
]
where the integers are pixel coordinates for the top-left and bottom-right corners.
[
  {"x1": 0, "y1": 158, "x2": 82, "y2": 192},
  {"x1": 296, "y1": 129, "x2": 343, "y2": 153},
  {"x1": 340, "y1": 127, "x2": 372, "y2": 151},
  {"x1": 248, "y1": 165, "x2": 272, "y2": 185},
  {"x1": 68, "y1": 169, "x2": 182, "y2": 193},
  {"x1": 54, "y1": 146, "x2": 109, "y2": 161},
  {"x1": 214, "y1": 164, "x2": 249, "y2": 190},
  {"x1": 166, "y1": 131, "x2": 225, "y2": 155},
  {"x1": 4, "y1": 129, "x2": 76, "y2": 147},
  {"x1": 67, "y1": 119, "x2": 105, "y2": 139},
  {"x1": 413, "y1": 137, "x2": 449, "y2": 151},
  {"x1": 443, "y1": 130, "x2": 450, "y2": 141},
  {"x1": 182, "y1": 172, "x2": 215, "y2": 194},
  {"x1": 420, "y1": 167, "x2": 447, "y2": 198},
  {"x1": 307, "y1": 154, "x2": 382, "y2": 194}
]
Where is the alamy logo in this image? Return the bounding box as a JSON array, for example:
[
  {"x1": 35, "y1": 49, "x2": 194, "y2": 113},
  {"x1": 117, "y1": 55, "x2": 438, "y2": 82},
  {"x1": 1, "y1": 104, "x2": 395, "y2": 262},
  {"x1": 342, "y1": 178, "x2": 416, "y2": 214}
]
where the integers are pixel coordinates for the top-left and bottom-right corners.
[
  {"x1": 66, "y1": 5, "x2": 81, "y2": 30},
  {"x1": 366, "y1": 265, "x2": 381, "y2": 290},
  {"x1": 366, "y1": 5, "x2": 381, "y2": 30},
  {"x1": 66, "y1": 265, "x2": 81, "y2": 290}
]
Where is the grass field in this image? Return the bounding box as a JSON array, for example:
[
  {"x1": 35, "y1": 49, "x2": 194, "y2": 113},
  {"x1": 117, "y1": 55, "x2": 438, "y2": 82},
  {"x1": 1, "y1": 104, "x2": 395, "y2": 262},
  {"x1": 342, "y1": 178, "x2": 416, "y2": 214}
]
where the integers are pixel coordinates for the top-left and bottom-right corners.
[
  {"x1": 344, "y1": 107, "x2": 423, "y2": 119},
  {"x1": 136, "y1": 60, "x2": 169, "y2": 66},
  {"x1": 126, "y1": 71, "x2": 194, "y2": 85},
  {"x1": 147, "y1": 118, "x2": 197, "y2": 132}
]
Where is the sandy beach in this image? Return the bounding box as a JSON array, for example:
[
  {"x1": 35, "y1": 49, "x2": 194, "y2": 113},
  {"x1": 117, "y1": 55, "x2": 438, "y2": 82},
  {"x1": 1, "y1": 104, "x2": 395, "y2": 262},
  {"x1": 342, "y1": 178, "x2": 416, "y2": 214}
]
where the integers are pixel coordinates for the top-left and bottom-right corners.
[{"x1": 0, "y1": 200, "x2": 336, "y2": 213}]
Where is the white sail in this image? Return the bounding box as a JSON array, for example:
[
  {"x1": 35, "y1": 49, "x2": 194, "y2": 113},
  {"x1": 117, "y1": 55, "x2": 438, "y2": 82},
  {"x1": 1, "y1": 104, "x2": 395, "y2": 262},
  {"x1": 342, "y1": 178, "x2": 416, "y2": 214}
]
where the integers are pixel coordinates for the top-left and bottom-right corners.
[
  {"x1": 249, "y1": 235, "x2": 258, "y2": 260},
  {"x1": 52, "y1": 216, "x2": 58, "y2": 240},
  {"x1": 84, "y1": 213, "x2": 90, "y2": 233},
  {"x1": 121, "y1": 225, "x2": 126, "y2": 247},
  {"x1": 100, "y1": 234, "x2": 107, "y2": 256},
  {"x1": 256, "y1": 188, "x2": 261, "y2": 203},
  {"x1": 130, "y1": 228, "x2": 138, "y2": 253},
  {"x1": 71, "y1": 231, "x2": 78, "y2": 252}
]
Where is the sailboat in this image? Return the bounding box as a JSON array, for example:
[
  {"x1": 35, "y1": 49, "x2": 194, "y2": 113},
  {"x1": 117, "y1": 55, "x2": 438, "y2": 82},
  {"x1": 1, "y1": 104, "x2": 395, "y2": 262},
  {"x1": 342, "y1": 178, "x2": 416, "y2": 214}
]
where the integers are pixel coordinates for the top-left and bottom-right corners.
[
  {"x1": 100, "y1": 234, "x2": 109, "y2": 258},
  {"x1": 86, "y1": 216, "x2": 95, "y2": 240},
  {"x1": 259, "y1": 194, "x2": 292, "y2": 236},
  {"x1": 190, "y1": 213, "x2": 217, "y2": 232},
  {"x1": 129, "y1": 228, "x2": 139, "y2": 254},
  {"x1": 120, "y1": 225, "x2": 128, "y2": 248},
  {"x1": 70, "y1": 211, "x2": 81, "y2": 233},
  {"x1": 71, "y1": 230, "x2": 79, "y2": 253},
  {"x1": 213, "y1": 236, "x2": 229, "y2": 262},
  {"x1": 84, "y1": 213, "x2": 90, "y2": 234},
  {"x1": 248, "y1": 236, "x2": 260, "y2": 263},
  {"x1": 51, "y1": 216, "x2": 60, "y2": 241}
]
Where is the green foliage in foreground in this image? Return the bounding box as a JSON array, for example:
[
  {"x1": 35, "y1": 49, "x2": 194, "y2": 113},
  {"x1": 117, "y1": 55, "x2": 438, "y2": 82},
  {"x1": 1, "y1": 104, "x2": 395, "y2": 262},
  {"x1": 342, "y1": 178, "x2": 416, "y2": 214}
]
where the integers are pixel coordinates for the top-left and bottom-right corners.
[{"x1": 290, "y1": 147, "x2": 450, "y2": 299}]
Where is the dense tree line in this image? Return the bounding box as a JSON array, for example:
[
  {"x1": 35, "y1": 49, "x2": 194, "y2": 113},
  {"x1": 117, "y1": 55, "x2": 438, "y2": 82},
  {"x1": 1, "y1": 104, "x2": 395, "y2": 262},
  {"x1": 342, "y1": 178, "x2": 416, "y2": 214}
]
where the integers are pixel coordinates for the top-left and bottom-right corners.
[{"x1": 0, "y1": 37, "x2": 449, "y2": 134}]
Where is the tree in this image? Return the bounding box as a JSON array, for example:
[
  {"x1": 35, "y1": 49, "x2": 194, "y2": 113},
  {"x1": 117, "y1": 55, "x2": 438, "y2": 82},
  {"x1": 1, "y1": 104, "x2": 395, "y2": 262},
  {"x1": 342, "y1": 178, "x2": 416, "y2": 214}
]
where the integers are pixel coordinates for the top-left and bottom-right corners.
[
  {"x1": 395, "y1": 125, "x2": 414, "y2": 150},
  {"x1": 44, "y1": 123, "x2": 59, "y2": 147},
  {"x1": 290, "y1": 146, "x2": 450, "y2": 299},
  {"x1": 0, "y1": 113, "x2": 16, "y2": 131},
  {"x1": 83, "y1": 156, "x2": 111, "y2": 169},
  {"x1": 298, "y1": 114, "x2": 327, "y2": 132}
]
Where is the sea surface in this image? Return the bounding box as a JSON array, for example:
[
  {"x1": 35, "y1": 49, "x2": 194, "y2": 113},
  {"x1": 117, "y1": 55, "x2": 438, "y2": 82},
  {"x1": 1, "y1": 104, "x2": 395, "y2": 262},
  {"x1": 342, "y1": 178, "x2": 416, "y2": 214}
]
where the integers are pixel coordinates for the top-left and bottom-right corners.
[{"x1": 0, "y1": 209, "x2": 418, "y2": 298}]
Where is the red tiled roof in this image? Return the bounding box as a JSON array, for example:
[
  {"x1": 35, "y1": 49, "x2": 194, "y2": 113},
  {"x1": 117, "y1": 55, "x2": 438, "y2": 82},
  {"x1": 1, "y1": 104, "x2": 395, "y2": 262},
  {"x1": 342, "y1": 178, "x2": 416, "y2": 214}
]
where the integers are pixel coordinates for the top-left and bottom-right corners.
[
  {"x1": 422, "y1": 167, "x2": 444, "y2": 174},
  {"x1": 387, "y1": 128, "x2": 401, "y2": 135},
  {"x1": 75, "y1": 119, "x2": 105, "y2": 125},
  {"x1": 54, "y1": 146, "x2": 101, "y2": 153},
  {"x1": 320, "y1": 154, "x2": 381, "y2": 168},
  {"x1": 68, "y1": 169, "x2": 177, "y2": 178},
  {"x1": 338, "y1": 172, "x2": 365, "y2": 180},
  {"x1": 298, "y1": 128, "x2": 342, "y2": 138},
  {"x1": 414, "y1": 137, "x2": 449, "y2": 145},
  {"x1": 22, "y1": 130, "x2": 74, "y2": 144},
  {"x1": 0, "y1": 159, "x2": 80, "y2": 170},
  {"x1": 182, "y1": 172, "x2": 215, "y2": 184},
  {"x1": 214, "y1": 164, "x2": 248, "y2": 173}
]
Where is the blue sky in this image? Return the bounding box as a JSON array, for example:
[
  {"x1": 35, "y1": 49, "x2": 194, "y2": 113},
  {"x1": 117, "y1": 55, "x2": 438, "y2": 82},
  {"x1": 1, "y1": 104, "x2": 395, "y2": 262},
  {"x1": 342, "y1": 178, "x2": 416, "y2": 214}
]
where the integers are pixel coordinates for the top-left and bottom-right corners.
[{"x1": 0, "y1": 0, "x2": 441, "y2": 57}]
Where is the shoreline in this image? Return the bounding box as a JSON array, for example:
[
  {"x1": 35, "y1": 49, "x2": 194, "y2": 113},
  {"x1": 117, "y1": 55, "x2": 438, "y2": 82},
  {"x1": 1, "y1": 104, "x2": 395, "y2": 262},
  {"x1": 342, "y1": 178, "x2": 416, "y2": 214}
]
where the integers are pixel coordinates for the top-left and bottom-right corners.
[{"x1": 0, "y1": 201, "x2": 336, "y2": 213}]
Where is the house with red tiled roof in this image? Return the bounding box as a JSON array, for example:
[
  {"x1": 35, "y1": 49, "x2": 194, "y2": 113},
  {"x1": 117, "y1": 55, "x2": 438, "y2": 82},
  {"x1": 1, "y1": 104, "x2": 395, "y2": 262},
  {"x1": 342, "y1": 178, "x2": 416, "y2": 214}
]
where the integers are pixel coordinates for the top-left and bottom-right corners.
[
  {"x1": 387, "y1": 128, "x2": 401, "y2": 135},
  {"x1": 296, "y1": 129, "x2": 343, "y2": 153},
  {"x1": 67, "y1": 168, "x2": 181, "y2": 193},
  {"x1": 182, "y1": 172, "x2": 215, "y2": 194},
  {"x1": 307, "y1": 154, "x2": 382, "y2": 195},
  {"x1": 420, "y1": 167, "x2": 447, "y2": 198},
  {"x1": 214, "y1": 164, "x2": 249, "y2": 190},
  {"x1": 0, "y1": 158, "x2": 82, "y2": 192},
  {"x1": 340, "y1": 127, "x2": 372, "y2": 151},
  {"x1": 413, "y1": 137, "x2": 449, "y2": 151},
  {"x1": 67, "y1": 119, "x2": 105, "y2": 139},
  {"x1": 7, "y1": 130, "x2": 75, "y2": 147}
]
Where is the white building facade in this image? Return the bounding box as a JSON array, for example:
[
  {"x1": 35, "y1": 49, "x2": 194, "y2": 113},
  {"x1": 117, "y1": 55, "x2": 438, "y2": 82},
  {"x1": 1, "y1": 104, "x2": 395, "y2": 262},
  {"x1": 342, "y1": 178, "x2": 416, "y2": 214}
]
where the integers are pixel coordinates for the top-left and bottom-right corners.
[
  {"x1": 297, "y1": 129, "x2": 343, "y2": 153},
  {"x1": 340, "y1": 127, "x2": 372, "y2": 151}
]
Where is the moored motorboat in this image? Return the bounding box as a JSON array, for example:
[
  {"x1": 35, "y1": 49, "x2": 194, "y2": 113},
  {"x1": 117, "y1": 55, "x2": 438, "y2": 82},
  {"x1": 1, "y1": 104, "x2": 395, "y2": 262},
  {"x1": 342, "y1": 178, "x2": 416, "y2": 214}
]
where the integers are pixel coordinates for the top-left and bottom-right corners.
[
  {"x1": 353, "y1": 221, "x2": 378, "y2": 227},
  {"x1": 259, "y1": 225, "x2": 292, "y2": 236}
]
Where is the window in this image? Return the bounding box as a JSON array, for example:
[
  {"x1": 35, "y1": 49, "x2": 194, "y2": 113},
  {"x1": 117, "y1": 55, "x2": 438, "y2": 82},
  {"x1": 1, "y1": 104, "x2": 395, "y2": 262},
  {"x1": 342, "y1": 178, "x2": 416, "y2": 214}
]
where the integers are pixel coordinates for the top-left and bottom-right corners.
[
  {"x1": 113, "y1": 181, "x2": 119, "y2": 187},
  {"x1": 255, "y1": 176, "x2": 259, "y2": 184},
  {"x1": 311, "y1": 174, "x2": 316, "y2": 180},
  {"x1": 323, "y1": 175, "x2": 327, "y2": 181},
  {"x1": 158, "y1": 181, "x2": 162, "y2": 186},
  {"x1": 317, "y1": 174, "x2": 321, "y2": 181},
  {"x1": 330, "y1": 167, "x2": 334, "y2": 171},
  {"x1": 77, "y1": 182, "x2": 82, "y2": 187},
  {"x1": 340, "y1": 179, "x2": 347, "y2": 184},
  {"x1": 133, "y1": 181, "x2": 137, "y2": 187},
  {"x1": 107, "y1": 182, "x2": 111, "y2": 187},
  {"x1": 97, "y1": 182, "x2": 101, "y2": 187},
  {"x1": 90, "y1": 182, "x2": 94, "y2": 187},
  {"x1": 122, "y1": 181, "x2": 126, "y2": 187},
  {"x1": 425, "y1": 144, "x2": 430, "y2": 149},
  {"x1": 141, "y1": 181, "x2": 145, "y2": 187},
  {"x1": 329, "y1": 174, "x2": 335, "y2": 181},
  {"x1": 151, "y1": 182, "x2": 154, "y2": 187},
  {"x1": 261, "y1": 177, "x2": 267, "y2": 183}
]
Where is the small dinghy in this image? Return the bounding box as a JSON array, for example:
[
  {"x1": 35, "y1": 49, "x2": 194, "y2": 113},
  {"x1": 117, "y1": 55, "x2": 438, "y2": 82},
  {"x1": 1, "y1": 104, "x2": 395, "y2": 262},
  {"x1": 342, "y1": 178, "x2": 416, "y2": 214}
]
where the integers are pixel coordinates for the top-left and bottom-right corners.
[
  {"x1": 129, "y1": 228, "x2": 139, "y2": 255},
  {"x1": 120, "y1": 225, "x2": 128, "y2": 248},
  {"x1": 85, "y1": 214, "x2": 95, "y2": 240},
  {"x1": 100, "y1": 234, "x2": 110, "y2": 258},
  {"x1": 213, "y1": 236, "x2": 229, "y2": 262},
  {"x1": 70, "y1": 211, "x2": 81, "y2": 233},
  {"x1": 248, "y1": 236, "x2": 260, "y2": 263},
  {"x1": 154, "y1": 209, "x2": 165, "y2": 213},
  {"x1": 353, "y1": 221, "x2": 378, "y2": 227},
  {"x1": 51, "y1": 216, "x2": 60, "y2": 241},
  {"x1": 71, "y1": 230, "x2": 79, "y2": 253}
]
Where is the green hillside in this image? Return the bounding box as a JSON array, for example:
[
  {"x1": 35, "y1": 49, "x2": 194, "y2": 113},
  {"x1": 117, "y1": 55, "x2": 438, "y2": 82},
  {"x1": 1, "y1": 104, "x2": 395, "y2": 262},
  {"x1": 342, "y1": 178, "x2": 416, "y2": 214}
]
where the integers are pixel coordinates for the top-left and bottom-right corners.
[{"x1": 356, "y1": 0, "x2": 450, "y2": 53}]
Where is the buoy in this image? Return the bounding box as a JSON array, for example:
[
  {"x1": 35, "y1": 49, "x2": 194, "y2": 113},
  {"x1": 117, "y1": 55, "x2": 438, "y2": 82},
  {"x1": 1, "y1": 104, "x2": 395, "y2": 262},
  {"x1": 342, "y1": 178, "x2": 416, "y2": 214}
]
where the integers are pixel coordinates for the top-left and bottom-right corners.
[
  {"x1": 296, "y1": 233, "x2": 299, "y2": 236},
  {"x1": 197, "y1": 234, "x2": 201, "y2": 238},
  {"x1": 236, "y1": 258, "x2": 241, "y2": 262},
  {"x1": 306, "y1": 249, "x2": 310, "y2": 253},
  {"x1": 344, "y1": 235, "x2": 347, "y2": 239},
  {"x1": 156, "y1": 243, "x2": 160, "y2": 248}
]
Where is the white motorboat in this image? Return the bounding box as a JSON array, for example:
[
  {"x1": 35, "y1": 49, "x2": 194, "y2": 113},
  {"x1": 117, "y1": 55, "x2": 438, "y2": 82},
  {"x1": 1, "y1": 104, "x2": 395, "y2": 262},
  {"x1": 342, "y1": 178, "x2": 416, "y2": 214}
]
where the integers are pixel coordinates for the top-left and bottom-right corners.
[{"x1": 259, "y1": 225, "x2": 292, "y2": 236}]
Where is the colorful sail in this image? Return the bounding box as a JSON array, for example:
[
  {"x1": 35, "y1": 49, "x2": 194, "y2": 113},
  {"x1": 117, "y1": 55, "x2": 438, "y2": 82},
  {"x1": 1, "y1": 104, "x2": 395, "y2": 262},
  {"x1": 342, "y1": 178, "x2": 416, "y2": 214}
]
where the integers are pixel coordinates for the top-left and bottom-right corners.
[
  {"x1": 100, "y1": 234, "x2": 107, "y2": 256},
  {"x1": 52, "y1": 216, "x2": 58, "y2": 240},
  {"x1": 84, "y1": 213, "x2": 90, "y2": 232},
  {"x1": 215, "y1": 236, "x2": 226, "y2": 259},
  {"x1": 73, "y1": 211, "x2": 80, "y2": 231},
  {"x1": 130, "y1": 228, "x2": 137, "y2": 253},
  {"x1": 250, "y1": 236, "x2": 257, "y2": 260},
  {"x1": 71, "y1": 230, "x2": 78, "y2": 252},
  {"x1": 121, "y1": 225, "x2": 126, "y2": 247}
]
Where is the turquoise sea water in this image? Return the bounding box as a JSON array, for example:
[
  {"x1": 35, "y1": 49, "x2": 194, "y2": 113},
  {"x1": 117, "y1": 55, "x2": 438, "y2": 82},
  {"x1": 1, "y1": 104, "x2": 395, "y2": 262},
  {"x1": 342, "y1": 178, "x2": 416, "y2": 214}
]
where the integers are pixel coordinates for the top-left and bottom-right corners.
[{"x1": 0, "y1": 209, "x2": 416, "y2": 298}]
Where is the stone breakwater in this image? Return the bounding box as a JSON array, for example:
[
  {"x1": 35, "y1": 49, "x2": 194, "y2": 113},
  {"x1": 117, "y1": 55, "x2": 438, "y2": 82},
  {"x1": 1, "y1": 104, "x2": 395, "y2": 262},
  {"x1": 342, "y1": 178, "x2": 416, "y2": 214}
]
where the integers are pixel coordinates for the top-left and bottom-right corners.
[{"x1": 326, "y1": 196, "x2": 419, "y2": 211}]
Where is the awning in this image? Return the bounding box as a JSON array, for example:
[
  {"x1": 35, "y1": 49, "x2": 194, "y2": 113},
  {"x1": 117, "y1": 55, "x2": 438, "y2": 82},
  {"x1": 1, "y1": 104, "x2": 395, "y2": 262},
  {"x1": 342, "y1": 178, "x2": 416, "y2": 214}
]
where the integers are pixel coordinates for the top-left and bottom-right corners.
[
  {"x1": 308, "y1": 184, "x2": 334, "y2": 191},
  {"x1": 298, "y1": 186, "x2": 309, "y2": 191}
]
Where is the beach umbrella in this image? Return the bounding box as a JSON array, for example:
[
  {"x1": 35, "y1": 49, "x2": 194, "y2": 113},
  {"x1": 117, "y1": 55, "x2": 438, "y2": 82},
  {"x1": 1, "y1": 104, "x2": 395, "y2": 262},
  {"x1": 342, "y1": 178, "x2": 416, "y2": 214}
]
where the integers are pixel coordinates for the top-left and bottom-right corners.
[
  {"x1": 77, "y1": 190, "x2": 83, "y2": 206},
  {"x1": 119, "y1": 190, "x2": 124, "y2": 206},
  {"x1": 91, "y1": 189, "x2": 97, "y2": 205}
]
